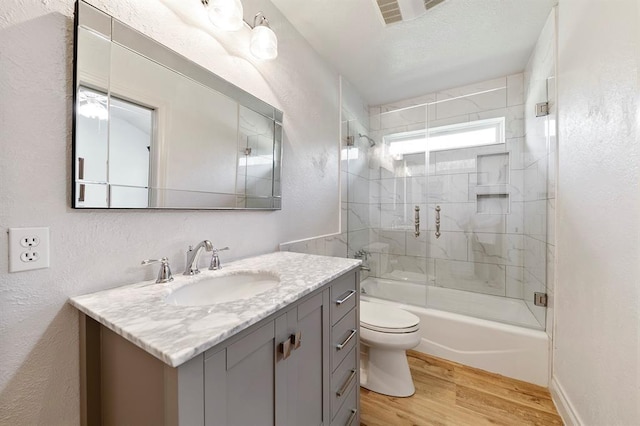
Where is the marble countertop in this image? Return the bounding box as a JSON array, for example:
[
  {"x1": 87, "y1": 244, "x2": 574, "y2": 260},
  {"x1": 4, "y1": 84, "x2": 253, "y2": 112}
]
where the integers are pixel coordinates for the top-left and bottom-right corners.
[{"x1": 69, "y1": 251, "x2": 360, "y2": 367}]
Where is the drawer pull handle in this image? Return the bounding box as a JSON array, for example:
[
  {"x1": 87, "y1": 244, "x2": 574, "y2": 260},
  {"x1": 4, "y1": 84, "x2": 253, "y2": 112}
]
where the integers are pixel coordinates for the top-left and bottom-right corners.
[
  {"x1": 337, "y1": 369, "x2": 356, "y2": 397},
  {"x1": 336, "y1": 289, "x2": 356, "y2": 305},
  {"x1": 346, "y1": 408, "x2": 358, "y2": 426},
  {"x1": 336, "y1": 329, "x2": 357, "y2": 351}
]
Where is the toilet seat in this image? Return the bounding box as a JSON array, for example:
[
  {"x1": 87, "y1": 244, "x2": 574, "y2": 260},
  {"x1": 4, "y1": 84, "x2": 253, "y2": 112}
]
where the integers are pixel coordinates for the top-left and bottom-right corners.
[{"x1": 360, "y1": 301, "x2": 420, "y2": 334}]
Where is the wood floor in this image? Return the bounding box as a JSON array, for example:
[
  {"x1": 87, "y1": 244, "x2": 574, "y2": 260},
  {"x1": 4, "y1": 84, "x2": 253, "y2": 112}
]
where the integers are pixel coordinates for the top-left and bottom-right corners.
[{"x1": 360, "y1": 351, "x2": 563, "y2": 426}]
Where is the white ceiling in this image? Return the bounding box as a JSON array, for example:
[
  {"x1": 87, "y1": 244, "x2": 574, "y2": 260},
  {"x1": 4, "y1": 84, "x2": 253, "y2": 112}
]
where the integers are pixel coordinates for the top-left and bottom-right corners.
[{"x1": 271, "y1": 0, "x2": 556, "y2": 106}]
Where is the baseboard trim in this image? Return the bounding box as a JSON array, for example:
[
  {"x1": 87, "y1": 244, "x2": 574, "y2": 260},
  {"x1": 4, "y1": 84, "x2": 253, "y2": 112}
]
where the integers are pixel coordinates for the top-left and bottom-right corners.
[{"x1": 550, "y1": 376, "x2": 583, "y2": 426}]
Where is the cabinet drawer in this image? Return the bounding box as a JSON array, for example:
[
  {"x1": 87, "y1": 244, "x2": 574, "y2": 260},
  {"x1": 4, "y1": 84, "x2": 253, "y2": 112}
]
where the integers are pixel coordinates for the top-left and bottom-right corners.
[
  {"x1": 331, "y1": 347, "x2": 358, "y2": 419},
  {"x1": 330, "y1": 384, "x2": 358, "y2": 426},
  {"x1": 332, "y1": 309, "x2": 357, "y2": 372},
  {"x1": 331, "y1": 272, "x2": 357, "y2": 325}
]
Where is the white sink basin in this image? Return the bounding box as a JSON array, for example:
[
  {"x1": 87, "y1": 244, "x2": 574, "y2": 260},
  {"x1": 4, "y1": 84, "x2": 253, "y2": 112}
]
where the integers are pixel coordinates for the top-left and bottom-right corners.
[{"x1": 165, "y1": 272, "x2": 280, "y2": 306}]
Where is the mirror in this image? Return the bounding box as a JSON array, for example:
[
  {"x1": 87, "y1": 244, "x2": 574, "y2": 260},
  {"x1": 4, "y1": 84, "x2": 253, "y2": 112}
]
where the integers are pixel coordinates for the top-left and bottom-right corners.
[{"x1": 73, "y1": 1, "x2": 283, "y2": 209}]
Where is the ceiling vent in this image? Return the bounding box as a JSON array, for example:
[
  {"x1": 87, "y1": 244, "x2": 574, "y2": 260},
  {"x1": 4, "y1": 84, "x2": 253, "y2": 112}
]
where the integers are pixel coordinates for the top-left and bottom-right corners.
[
  {"x1": 424, "y1": 0, "x2": 447, "y2": 11},
  {"x1": 375, "y1": 0, "x2": 448, "y2": 25},
  {"x1": 376, "y1": 0, "x2": 403, "y2": 25}
]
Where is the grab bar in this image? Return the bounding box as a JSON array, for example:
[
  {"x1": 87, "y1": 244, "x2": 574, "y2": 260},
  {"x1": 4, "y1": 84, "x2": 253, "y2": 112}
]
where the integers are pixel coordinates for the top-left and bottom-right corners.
[
  {"x1": 435, "y1": 205, "x2": 441, "y2": 239},
  {"x1": 414, "y1": 205, "x2": 420, "y2": 237}
]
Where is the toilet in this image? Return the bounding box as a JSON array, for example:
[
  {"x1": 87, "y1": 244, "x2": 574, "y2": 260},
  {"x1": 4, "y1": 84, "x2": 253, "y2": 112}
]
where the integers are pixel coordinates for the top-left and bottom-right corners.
[{"x1": 359, "y1": 300, "x2": 421, "y2": 397}]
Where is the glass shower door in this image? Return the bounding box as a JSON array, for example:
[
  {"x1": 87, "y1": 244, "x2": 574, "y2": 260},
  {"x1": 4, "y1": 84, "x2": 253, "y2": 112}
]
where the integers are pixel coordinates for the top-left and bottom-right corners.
[{"x1": 364, "y1": 103, "x2": 431, "y2": 307}]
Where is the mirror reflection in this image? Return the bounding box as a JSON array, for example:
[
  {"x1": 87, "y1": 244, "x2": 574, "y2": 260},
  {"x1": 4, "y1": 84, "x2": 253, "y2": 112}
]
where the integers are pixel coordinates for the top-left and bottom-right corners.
[{"x1": 73, "y1": 2, "x2": 283, "y2": 210}]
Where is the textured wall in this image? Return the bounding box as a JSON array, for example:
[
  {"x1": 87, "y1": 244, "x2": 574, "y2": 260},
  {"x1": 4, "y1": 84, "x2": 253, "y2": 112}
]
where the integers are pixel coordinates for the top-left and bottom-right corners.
[
  {"x1": 0, "y1": 0, "x2": 339, "y2": 423},
  {"x1": 554, "y1": 0, "x2": 640, "y2": 423},
  {"x1": 280, "y1": 76, "x2": 370, "y2": 261}
]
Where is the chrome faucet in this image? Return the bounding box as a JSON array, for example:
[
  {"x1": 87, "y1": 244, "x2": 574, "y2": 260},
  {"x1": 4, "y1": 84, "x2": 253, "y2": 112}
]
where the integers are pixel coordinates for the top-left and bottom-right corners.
[
  {"x1": 209, "y1": 247, "x2": 230, "y2": 270},
  {"x1": 184, "y1": 240, "x2": 213, "y2": 275},
  {"x1": 141, "y1": 257, "x2": 174, "y2": 283}
]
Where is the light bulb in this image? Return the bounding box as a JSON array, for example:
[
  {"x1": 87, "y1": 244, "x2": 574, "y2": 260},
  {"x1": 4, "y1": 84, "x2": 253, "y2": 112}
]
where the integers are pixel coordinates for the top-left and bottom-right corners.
[
  {"x1": 250, "y1": 25, "x2": 278, "y2": 60},
  {"x1": 206, "y1": 0, "x2": 244, "y2": 31}
]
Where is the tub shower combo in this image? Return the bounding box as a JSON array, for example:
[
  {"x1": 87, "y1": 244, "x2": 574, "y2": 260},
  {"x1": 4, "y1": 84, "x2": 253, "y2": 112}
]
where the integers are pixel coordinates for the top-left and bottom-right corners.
[{"x1": 339, "y1": 70, "x2": 555, "y2": 386}]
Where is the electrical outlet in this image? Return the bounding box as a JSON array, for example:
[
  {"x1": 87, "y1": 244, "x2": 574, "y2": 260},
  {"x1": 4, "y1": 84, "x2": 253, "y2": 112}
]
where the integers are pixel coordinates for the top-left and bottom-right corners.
[{"x1": 8, "y1": 227, "x2": 50, "y2": 272}]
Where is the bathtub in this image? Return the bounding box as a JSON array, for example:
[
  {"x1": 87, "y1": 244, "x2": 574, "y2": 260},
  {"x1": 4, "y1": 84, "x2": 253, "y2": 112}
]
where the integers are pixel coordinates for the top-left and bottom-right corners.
[{"x1": 361, "y1": 277, "x2": 549, "y2": 386}]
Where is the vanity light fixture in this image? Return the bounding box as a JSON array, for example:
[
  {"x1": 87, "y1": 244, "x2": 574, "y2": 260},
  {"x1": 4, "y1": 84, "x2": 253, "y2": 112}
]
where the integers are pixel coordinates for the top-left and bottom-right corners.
[
  {"x1": 201, "y1": 0, "x2": 244, "y2": 31},
  {"x1": 200, "y1": 0, "x2": 278, "y2": 60},
  {"x1": 249, "y1": 12, "x2": 278, "y2": 60}
]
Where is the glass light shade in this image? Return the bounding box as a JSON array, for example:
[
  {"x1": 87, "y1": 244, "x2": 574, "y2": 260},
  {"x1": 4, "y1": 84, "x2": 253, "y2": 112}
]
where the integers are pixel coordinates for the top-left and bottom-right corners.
[
  {"x1": 207, "y1": 0, "x2": 244, "y2": 31},
  {"x1": 250, "y1": 25, "x2": 278, "y2": 60}
]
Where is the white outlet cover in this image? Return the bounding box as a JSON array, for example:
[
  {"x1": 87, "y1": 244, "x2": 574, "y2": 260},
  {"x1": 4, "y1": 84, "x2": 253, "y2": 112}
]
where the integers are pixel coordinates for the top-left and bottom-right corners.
[{"x1": 8, "y1": 227, "x2": 50, "y2": 272}]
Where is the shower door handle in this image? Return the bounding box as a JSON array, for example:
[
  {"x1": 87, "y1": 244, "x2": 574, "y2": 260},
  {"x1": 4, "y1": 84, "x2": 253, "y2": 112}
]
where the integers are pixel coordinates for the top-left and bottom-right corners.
[
  {"x1": 435, "y1": 205, "x2": 441, "y2": 239},
  {"x1": 414, "y1": 206, "x2": 420, "y2": 237}
]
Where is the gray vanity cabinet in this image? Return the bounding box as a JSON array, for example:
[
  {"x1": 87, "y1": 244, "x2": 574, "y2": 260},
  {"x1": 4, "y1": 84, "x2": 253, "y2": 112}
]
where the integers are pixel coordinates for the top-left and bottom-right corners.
[
  {"x1": 79, "y1": 269, "x2": 359, "y2": 426},
  {"x1": 204, "y1": 291, "x2": 329, "y2": 426}
]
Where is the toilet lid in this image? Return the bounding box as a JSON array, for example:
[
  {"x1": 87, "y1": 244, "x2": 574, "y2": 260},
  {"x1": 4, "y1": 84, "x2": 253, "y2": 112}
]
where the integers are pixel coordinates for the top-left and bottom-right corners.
[{"x1": 360, "y1": 301, "x2": 420, "y2": 333}]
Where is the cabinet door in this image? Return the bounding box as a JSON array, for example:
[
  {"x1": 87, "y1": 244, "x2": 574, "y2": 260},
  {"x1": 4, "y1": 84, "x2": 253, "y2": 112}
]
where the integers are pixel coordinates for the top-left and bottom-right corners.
[
  {"x1": 277, "y1": 290, "x2": 329, "y2": 426},
  {"x1": 205, "y1": 321, "x2": 277, "y2": 426}
]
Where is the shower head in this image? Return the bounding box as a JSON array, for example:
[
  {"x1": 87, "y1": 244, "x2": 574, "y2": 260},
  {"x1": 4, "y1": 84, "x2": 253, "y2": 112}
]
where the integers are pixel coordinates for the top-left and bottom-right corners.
[{"x1": 358, "y1": 133, "x2": 376, "y2": 147}]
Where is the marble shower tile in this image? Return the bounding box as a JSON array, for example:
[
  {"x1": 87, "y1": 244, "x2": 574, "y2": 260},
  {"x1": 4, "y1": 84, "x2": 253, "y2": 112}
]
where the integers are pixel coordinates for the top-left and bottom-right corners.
[
  {"x1": 523, "y1": 235, "x2": 546, "y2": 284},
  {"x1": 468, "y1": 233, "x2": 523, "y2": 266},
  {"x1": 434, "y1": 149, "x2": 478, "y2": 175},
  {"x1": 380, "y1": 104, "x2": 427, "y2": 129},
  {"x1": 406, "y1": 232, "x2": 427, "y2": 257},
  {"x1": 435, "y1": 259, "x2": 506, "y2": 296},
  {"x1": 429, "y1": 202, "x2": 506, "y2": 234},
  {"x1": 369, "y1": 228, "x2": 406, "y2": 255},
  {"x1": 348, "y1": 173, "x2": 369, "y2": 204},
  {"x1": 427, "y1": 231, "x2": 469, "y2": 261},
  {"x1": 347, "y1": 229, "x2": 370, "y2": 255},
  {"x1": 506, "y1": 266, "x2": 524, "y2": 299},
  {"x1": 477, "y1": 153, "x2": 509, "y2": 185},
  {"x1": 524, "y1": 199, "x2": 547, "y2": 242},
  {"x1": 380, "y1": 92, "x2": 435, "y2": 112},
  {"x1": 285, "y1": 237, "x2": 326, "y2": 256},
  {"x1": 436, "y1": 87, "x2": 508, "y2": 121},
  {"x1": 341, "y1": 202, "x2": 348, "y2": 233},
  {"x1": 506, "y1": 201, "x2": 524, "y2": 234},
  {"x1": 506, "y1": 137, "x2": 525, "y2": 170},
  {"x1": 347, "y1": 202, "x2": 370, "y2": 232},
  {"x1": 325, "y1": 233, "x2": 348, "y2": 258},
  {"x1": 380, "y1": 255, "x2": 434, "y2": 282},
  {"x1": 379, "y1": 203, "x2": 422, "y2": 230},
  {"x1": 428, "y1": 174, "x2": 469, "y2": 202}
]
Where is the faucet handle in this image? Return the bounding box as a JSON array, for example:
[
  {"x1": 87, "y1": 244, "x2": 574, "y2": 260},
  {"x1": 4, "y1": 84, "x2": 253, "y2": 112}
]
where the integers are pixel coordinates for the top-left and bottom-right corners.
[
  {"x1": 142, "y1": 257, "x2": 174, "y2": 284},
  {"x1": 209, "y1": 247, "x2": 230, "y2": 271}
]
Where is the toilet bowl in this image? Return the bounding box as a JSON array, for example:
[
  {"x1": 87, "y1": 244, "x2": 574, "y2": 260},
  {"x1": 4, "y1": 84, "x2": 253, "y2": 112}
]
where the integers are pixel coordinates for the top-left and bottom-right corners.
[{"x1": 359, "y1": 300, "x2": 421, "y2": 397}]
